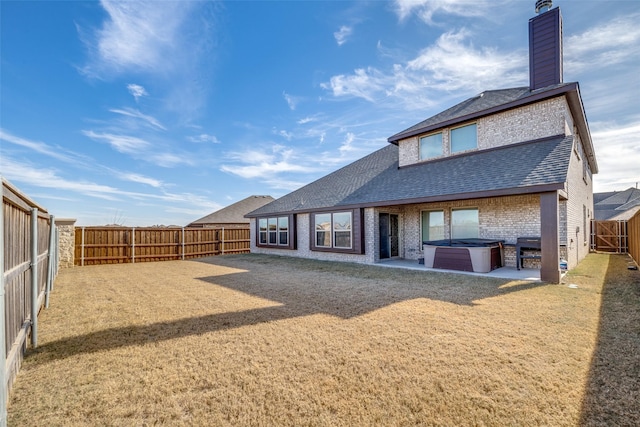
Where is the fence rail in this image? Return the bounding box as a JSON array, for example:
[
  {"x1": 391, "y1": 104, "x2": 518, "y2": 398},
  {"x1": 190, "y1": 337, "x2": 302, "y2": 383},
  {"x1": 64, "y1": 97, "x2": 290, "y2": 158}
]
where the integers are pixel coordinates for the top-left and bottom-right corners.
[
  {"x1": 628, "y1": 211, "x2": 640, "y2": 266},
  {"x1": 75, "y1": 227, "x2": 250, "y2": 266},
  {"x1": 2, "y1": 178, "x2": 59, "y2": 420}
]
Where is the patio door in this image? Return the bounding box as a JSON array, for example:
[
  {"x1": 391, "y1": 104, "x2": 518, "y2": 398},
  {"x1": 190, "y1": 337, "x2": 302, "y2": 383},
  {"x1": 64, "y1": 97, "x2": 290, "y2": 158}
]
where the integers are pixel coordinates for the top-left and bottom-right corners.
[{"x1": 379, "y1": 213, "x2": 399, "y2": 259}]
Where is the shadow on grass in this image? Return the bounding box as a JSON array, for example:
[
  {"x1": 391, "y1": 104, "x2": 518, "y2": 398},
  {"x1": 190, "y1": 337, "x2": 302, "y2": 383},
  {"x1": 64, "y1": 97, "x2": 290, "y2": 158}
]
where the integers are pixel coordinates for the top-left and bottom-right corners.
[
  {"x1": 579, "y1": 254, "x2": 640, "y2": 426},
  {"x1": 30, "y1": 254, "x2": 548, "y2": 365}
]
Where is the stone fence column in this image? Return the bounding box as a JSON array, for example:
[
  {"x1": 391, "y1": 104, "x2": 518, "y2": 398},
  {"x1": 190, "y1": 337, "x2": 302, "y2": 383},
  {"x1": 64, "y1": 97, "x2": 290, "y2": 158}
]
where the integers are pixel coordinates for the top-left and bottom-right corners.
[{"x1": 55, "y1": 218, "x2": 76, "y2": 268}]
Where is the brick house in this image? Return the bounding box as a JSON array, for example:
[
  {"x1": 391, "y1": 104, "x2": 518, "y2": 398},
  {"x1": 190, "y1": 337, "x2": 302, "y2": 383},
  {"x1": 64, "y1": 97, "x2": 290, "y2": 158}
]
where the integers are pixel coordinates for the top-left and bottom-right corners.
[{"x1": 246, "y1": 4, "x2": 598, "y2": 283}]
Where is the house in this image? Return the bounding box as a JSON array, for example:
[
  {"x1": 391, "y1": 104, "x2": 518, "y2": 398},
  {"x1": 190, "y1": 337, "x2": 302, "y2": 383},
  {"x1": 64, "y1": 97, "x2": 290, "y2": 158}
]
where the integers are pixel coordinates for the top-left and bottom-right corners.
[
  {"x1": 246, "y1": 2, "x2": 598, "y2": 283},
  {"x1": 594, "y1": 187, "x2": 640, "y2": 221},
  {"x1": 188, "y1": 195, "x2": 274, "y2": 229}
]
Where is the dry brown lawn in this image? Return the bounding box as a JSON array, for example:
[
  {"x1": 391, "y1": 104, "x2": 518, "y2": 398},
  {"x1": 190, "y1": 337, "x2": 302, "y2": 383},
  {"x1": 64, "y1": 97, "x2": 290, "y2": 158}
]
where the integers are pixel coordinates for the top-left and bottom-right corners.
[{"x1": 7, "y1": 253, "x2": 640, "y2": 426}]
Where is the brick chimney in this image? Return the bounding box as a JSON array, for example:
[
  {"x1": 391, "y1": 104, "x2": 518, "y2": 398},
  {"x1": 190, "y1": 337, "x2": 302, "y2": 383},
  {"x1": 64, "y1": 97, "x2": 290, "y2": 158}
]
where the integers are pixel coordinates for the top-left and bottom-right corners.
[{"x1": 529, "y1": 1, "x2": 563, "y2": 90}]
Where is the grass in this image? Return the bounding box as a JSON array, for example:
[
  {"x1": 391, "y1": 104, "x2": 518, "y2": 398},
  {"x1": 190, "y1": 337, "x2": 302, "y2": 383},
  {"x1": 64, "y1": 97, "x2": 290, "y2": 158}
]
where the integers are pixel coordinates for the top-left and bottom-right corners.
[{"x1": 6, "y1": 253, "x2": 639, "y2": 426}]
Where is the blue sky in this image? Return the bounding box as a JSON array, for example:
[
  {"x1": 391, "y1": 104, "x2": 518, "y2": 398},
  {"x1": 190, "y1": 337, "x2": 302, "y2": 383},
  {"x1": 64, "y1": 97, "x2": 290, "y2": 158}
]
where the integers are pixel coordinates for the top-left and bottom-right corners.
[{"x1": 1, "y1": 0, "x2": 639, "y2": 226}]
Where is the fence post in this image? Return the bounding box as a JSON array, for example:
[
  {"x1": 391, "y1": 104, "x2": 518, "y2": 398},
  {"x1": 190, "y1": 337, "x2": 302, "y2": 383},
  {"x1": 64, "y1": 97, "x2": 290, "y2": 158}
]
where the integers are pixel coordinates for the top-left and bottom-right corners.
[
  {"x1": 0, "y1": 186, "x2": 7, "y2": 427},
  {"x1": 221, "y1": 227, "x2": 225, "y2": 255},
  {"x1": 131, "y1": 227, "x2": 135, "y2": 264},
  {"x1": 81, "y1": 226, "x2": 85, "y2": 266},
  {"x1": 45, "y1": 215, "x2": 55, "y2": 309},
  {"x1": 30, "y1": 208, "x2": 38, "y2": 348},
  {"x1": 182, "y1": 227, "x2": 185, "y2": 261}
]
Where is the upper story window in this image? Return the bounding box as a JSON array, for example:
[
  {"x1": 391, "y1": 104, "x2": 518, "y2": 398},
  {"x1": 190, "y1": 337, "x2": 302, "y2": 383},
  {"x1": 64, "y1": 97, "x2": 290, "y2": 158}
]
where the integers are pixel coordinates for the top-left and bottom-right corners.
[
  {"x1": 419, "y1": 132, "x2": 443, "y2": 160},
  {"x1": 450, "y1": 123, "x2": 477, "y2": 154}
]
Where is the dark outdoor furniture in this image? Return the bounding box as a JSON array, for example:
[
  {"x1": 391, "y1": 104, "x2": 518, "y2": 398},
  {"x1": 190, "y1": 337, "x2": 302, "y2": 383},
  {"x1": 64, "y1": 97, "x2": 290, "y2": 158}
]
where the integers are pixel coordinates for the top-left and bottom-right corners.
[{"x1": 516, "y1": 237, "x2": 541, "y2": 270}]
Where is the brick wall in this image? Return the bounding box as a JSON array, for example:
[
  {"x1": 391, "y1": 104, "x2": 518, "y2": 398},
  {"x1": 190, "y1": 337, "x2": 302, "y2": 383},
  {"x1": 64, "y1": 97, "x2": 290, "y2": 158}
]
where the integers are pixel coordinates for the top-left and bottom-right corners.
[
  {"x1": 400, "y1": 195, "x2": 541, "y2": 267},
  {"x1": 398, "y1": 97, "x2": 571, "y2": 167},
  {"x1": 563, "y1": 133, "x2": 594, "y2": 269},
  {"x1": 250, "y1": 209, "x2": 376, "y2": 264},
  {"x1": 250, "y1": 192, "x2": 581, "y2": 270}
]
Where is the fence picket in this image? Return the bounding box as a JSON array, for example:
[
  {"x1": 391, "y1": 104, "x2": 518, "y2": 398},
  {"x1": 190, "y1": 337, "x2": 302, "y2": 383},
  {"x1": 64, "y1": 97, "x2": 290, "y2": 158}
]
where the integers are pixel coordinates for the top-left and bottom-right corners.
[{"x1": 74, "y1": 227, "x2": 250, "y2": 265}]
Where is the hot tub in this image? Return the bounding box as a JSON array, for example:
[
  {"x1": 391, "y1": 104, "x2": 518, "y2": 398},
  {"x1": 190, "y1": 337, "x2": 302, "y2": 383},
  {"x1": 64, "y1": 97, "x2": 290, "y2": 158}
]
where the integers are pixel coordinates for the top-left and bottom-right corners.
[{"x1": 423, "y1": 239, "x2": 504, "y2": 273}]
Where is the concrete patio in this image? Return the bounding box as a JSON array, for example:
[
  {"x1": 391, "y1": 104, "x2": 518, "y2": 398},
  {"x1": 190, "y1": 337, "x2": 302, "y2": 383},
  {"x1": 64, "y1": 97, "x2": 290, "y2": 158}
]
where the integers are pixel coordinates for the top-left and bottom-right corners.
[{"x1": 376, "y1": 258, "x2": 542, "y2": 281}]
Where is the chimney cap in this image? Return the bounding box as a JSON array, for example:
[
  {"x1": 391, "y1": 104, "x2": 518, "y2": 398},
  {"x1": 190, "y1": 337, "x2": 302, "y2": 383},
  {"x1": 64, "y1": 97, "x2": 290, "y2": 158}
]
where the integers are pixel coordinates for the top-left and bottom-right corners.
[{"x1": 535, "y1": 0, "x2": 553, "y2": 13}]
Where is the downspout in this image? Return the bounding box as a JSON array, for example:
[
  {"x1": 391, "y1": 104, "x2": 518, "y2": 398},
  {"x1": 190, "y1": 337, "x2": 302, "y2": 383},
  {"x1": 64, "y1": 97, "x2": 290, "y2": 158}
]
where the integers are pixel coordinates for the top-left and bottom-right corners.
[
  {"x1": 30, "y1": 208, "x2": 38, "y2": 348},
  {"x1": 1, "y1": 186, "x2": 8, "y2": 427}
]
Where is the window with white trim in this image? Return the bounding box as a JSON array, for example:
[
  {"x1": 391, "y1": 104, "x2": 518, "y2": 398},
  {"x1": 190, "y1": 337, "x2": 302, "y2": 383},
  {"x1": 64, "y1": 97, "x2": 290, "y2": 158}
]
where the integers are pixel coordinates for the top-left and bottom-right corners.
[{"x1": 450, "y1": 123, "x2": 477, "y2": 154}]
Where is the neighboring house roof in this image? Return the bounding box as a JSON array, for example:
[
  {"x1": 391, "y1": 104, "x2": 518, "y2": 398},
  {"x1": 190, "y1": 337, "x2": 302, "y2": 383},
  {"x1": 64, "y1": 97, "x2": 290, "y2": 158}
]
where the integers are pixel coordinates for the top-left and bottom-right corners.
[
  {"x1": 190, "y1": 195, "x2": 274, "y2": 226},
  {"x1": 247, "y1": 135, "x2": 573, "y2": 217},
  {"x1": 594, "y1": 187, "x2": 640, "y2": 220}
]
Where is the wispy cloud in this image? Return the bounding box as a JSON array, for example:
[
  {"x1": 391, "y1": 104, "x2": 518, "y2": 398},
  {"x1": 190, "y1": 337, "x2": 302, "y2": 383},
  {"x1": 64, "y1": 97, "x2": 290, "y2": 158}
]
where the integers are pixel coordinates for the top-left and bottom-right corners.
[
  {"x1": 2, "y1": 155, "x2": 218, "y2": 209},
  {"x1": 82, "y1": 130, "x2": 150, "y2": 154},
  {"x1": 334, "y1": 25, "x2": 353, "y2": 46},
  {"x1": 591, "y1": 120, "x2": 640, "y2": 192},
  {"x1": 297, "y1": 116, "x2": 318, "y2": 125},
  {"x1": 0, "y1": 128, "x2": 88, "y2": 164},
  {"x1": 322, "y1": 67, "x2": 386, "y2": 103},
  {"x1": 273, "y1": 128, "x2": 294, "y2": 141},
  {"x1": 188, "y1": 133, "x2": 220, "y2": 144},
  {"x1": 82, "y1": 1, "x2": 194, "y2": 76},
  {"x1": 220, "y1": 145, "x2": 315, "y2": 180},
  {"x1": 394, "y1": 0, "x2": 498, "y2": 23},
  {"x1": 1, "y1": 157, "x2": 123, "y2": 201},
  {"x1": 79, "y1": 1, "x2": 217, "y2": 121},
  {"x1": 119, "y1": 172, "x2": 164, "y2": 188},
  {"x1": 283, "y1": 91, "x2": 301, "y2": 110},
  {"x1": 109, "y1": 107, "x2": 166, "y2": 130},
  {"x1": 565, "y1": 13, "x2": 640, "y2": 75},
  {"x1": 406, "y1": 29, "x2": 526, "y2": 91},
  {"x1": 323, "y1": 29, "x2": 526, "y2": 108},
  {"x1": 127, "y1": 83, "x2": 148, "y2": 101}
]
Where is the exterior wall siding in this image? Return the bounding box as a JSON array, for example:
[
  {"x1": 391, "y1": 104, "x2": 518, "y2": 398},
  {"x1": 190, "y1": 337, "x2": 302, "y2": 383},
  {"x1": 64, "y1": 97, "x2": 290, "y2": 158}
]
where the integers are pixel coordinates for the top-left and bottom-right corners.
[
  {"x1": 563, "y1": 134, "x2": 594, "y2": 269},
  {"x1": 250, "y1": 192, "x2": 580, "y2": 271},
  {"x1": 398, "y1": 97, "x2": 572, "y2": 167},
  {"x1": 401, "y1": 195, "x2": 542, "y2": 267},
  {"x1": 250, "y1": 209, "x2": 377, "y2": 264}
]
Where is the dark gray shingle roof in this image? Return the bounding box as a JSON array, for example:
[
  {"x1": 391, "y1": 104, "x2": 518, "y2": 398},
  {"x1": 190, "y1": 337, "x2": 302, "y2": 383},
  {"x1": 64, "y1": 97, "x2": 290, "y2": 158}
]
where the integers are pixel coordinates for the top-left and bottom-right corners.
[
  {"x1": 190, "y1": 195, "x2": 274, "y2": 225},
  {"x1": 388, "y1": 83, "x2": 576, "y2": 143},
  {"x1": 594, "y1": 187, "x2": 640, "y2": 220},
  {"x1": 247, "y1": 135, "x2": 573, "y2": 217}
]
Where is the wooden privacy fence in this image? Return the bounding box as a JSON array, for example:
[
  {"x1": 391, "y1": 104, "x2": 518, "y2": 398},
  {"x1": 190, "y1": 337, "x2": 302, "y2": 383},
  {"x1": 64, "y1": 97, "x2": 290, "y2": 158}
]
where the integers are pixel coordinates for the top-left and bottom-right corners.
[
  {"x1": 75, "y1": 227, "x2": 250, "y2": 266},
  {"x1": 2, "y1": 178, "x2": 59, "y2": 421},
  {"x1": 590, "y1": 220, "x2": 628, "y2": 253},
  {"x1": 628, "y1": 211, "x2": 640, "y2": 266}
]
